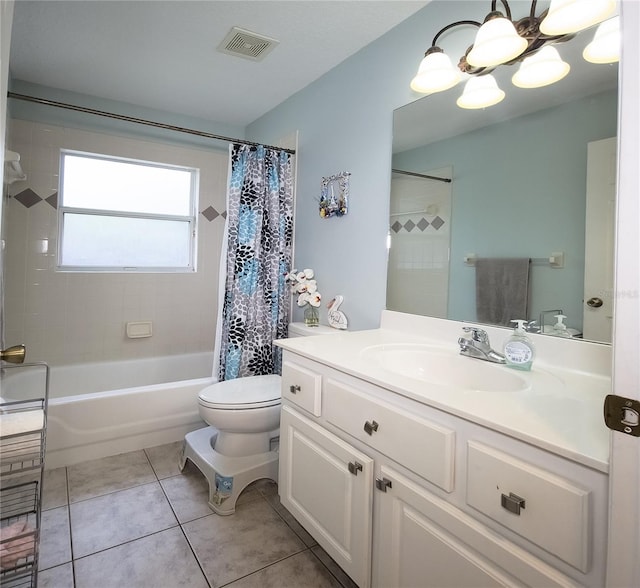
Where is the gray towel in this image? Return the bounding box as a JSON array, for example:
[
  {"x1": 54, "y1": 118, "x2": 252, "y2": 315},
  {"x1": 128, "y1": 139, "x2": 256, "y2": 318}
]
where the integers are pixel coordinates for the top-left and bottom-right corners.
[{"x1": 475, "y1": 258, "x2": 530, "y2": 327}]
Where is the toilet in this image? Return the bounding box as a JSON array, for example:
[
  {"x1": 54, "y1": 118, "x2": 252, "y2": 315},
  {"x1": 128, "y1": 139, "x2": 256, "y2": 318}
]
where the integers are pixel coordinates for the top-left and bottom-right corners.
[{"x1": 180, "y1": 322, "x2": 338, "y2": 515}]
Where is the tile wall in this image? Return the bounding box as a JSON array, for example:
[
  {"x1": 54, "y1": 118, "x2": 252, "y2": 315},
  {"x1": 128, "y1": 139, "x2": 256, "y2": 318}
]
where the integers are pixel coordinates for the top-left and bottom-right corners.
[
  {"x1": 3, "y1": 119, "x2": 228, "y2": 365},
  {"x1": 386, "y1": 166, "x2": 452, "y2": 319}
]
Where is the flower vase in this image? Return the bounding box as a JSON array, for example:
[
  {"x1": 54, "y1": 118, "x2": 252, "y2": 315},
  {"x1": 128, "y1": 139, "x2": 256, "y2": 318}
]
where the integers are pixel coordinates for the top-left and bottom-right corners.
[{"x1": 304, "y1": 305, "x2": 319, "y2": 327}]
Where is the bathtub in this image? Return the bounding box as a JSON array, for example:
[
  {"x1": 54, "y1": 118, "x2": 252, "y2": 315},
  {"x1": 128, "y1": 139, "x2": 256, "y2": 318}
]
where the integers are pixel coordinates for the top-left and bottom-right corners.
[{"x1": 2, "y1": 353, "x2": 215, "y2": 469}]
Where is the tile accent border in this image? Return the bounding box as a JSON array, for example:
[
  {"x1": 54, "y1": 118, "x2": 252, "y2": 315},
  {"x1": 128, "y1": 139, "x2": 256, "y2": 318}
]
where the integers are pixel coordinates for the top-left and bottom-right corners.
[{"x1": 391, "y1": 215, "x2": 446, "y2": 233}]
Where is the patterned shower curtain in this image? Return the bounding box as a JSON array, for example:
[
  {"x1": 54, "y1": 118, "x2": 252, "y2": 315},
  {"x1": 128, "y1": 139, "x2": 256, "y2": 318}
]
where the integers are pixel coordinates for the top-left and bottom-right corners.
[{"x1": 215, "y1": 143, "x2": 294, "y2": 381}]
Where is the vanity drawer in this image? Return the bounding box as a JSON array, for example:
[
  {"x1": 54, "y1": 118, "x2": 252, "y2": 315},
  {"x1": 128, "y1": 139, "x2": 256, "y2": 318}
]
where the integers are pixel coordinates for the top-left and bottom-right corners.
[
  {"x1": 466, "y1": 441, "x2": 590, "y2": 573},
  {"x1": 281, "y1": 360, "x2": 322, "y2": 416},
  {"x1": 324, "y1": 378, "x2": 455, "y2": 492}
]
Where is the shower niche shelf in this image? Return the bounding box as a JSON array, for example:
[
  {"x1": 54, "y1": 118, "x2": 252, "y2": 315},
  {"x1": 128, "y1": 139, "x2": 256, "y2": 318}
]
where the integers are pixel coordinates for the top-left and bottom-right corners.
[{"x1": 1, "y1": 362, "x2": 49, "y2": 588}]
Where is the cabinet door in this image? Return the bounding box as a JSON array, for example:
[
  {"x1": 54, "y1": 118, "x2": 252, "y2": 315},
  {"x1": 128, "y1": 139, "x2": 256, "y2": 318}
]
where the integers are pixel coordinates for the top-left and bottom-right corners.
[
  {"x1": 373, "y1": 465, "x2": 576, "y2": 588},
  {"x1": 279, "y1": 405, "x2": 373, "y2": 588}
]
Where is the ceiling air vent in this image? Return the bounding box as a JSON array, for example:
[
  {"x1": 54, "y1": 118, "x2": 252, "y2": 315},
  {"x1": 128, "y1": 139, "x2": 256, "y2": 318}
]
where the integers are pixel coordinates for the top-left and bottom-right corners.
[{"x1": 218, "y1": 27, "x2": 279, "y2": 61}]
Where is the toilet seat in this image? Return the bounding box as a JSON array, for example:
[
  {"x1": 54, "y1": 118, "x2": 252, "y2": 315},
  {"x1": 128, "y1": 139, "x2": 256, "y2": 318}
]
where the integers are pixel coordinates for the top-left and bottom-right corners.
[{"x1": 198, "y1": 374, "x2": 281, "y2": 410}]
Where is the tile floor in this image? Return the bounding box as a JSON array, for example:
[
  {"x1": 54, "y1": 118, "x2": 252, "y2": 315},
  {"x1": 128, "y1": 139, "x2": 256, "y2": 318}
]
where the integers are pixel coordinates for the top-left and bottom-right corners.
[{"x1": 37, "y1": 442, "x2": 358, "y2": 588}]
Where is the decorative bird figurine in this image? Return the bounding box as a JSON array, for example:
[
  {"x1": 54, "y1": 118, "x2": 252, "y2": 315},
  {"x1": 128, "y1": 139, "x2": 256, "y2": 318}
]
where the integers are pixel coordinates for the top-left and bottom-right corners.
[{"x1": 327, "y1": 295, "x2": 348, "y2": 330}]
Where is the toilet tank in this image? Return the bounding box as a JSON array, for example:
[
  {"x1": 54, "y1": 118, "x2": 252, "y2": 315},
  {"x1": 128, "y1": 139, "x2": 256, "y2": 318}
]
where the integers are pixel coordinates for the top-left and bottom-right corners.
[{"x1": 288, "y1": 322, "x2": 340, "y2": 338}]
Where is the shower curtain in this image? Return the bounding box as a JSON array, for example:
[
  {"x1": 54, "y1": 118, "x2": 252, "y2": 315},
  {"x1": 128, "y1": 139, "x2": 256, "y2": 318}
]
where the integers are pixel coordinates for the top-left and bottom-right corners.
[{"x1": 214, "y1": 143, "x2": 294, "y2": 381}]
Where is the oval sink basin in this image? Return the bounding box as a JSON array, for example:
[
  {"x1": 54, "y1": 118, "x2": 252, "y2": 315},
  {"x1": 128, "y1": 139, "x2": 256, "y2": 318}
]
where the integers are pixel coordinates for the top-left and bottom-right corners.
[{"x1": 361, "y1": 344, "x2": 528, "y2": 393}]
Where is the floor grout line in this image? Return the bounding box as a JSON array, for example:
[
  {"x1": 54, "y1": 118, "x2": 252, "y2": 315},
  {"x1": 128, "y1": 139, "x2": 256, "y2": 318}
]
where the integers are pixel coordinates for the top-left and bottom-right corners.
[
  {"x1": 216, "y1": 547, "x2": 313, "y2": 588},
  {"x1": 153, "y1": 461, "x2": 212, "y2": 586},
  {"x1": 65, "y1": 477, "x2": 162, "y2": 506},
  {"x1": 65, "y1": 466, "x2": 78, "y2": 588},
  {"x1": 40, "y1": 445, "x2": 350, "y2": 588},
  {"x1": 70, "y1": 525, "x2": 182, "y2": 561},
  {"x1": 177, "y1": 521, "x2": 213, "y2": 588}
]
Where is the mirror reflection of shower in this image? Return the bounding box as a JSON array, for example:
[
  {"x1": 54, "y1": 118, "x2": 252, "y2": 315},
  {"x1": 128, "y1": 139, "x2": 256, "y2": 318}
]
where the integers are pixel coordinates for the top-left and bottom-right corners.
[{"x1": 387, "y1": 166, "x2": 453, "y2": 319}]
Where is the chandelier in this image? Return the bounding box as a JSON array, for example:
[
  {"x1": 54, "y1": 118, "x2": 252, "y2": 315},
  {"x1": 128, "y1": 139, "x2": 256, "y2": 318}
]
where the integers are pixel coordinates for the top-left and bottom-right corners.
[{"x1": 411, "y1": 0, "x2": 620, "y2": 109}]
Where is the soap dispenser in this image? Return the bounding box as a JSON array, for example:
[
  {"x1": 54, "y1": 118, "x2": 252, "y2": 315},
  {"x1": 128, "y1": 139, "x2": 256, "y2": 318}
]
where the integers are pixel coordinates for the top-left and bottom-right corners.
[
  {"x1": 503, "y1": 319, "x2": 535, "y2": 371},
  {"x1": 551, "y1": 314, "x2": 572, "y2": 338}
]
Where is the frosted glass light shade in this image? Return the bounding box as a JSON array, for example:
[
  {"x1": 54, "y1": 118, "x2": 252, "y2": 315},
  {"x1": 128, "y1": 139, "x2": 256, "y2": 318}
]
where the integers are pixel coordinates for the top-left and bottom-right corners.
[
  {"x1": 512, "y1": 46, "x2": 571, "y2": 88},
  {"x1": 410, "y1": 50, "x2": 461, "y2": 93},
  {"x1": 583, "y1": 16, "x2": 620, "y2": 63},
  {"x1": 466, "y1": 17, "x2": 527, "y2": 67},
  {"x1": 456, "y1": 75, "x2": 505, "y2": 109},
  {"x1": 540, "y1": 0, "x2": 616, "y2": 35}
]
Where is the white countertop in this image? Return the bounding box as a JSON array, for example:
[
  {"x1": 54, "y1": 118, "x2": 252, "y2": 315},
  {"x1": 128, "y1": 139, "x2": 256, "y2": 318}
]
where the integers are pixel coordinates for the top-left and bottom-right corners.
[{"x1": 277, "y1": 312, "x2": 612, "y2": 473}]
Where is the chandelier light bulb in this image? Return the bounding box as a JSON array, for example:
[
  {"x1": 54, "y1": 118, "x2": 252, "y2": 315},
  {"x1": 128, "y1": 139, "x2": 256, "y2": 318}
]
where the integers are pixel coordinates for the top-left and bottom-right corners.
[
  {"x1": 466, "y1": 15, "x2": 528, "y2": 67},
  {"x1": 512, "y1": 46, "x2": 571, "y2": 88},
  {"x1": 456, "y1": 74, "x2": 505, "y2": 109},
  {"x1": 540, "y1": 0, "x2": 616, "y2": 35},
  {"x1": 583, "y1": 16, "x2": 620, "y2": 63},
  {"x1": 410, "y1": 49, "x2": 461, "y2": 93}
]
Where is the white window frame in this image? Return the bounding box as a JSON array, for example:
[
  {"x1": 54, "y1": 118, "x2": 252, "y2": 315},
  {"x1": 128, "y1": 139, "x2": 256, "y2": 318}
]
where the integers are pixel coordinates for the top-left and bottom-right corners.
[{"x1": 57, "y1": 150, "x2": 199, "y2": 273}]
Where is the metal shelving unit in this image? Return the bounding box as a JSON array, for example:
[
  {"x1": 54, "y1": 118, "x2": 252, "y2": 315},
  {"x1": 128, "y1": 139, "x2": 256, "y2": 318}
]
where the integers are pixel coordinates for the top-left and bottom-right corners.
[{"x1": 1, "y1": 363, "x2": 49, "y2": 588}]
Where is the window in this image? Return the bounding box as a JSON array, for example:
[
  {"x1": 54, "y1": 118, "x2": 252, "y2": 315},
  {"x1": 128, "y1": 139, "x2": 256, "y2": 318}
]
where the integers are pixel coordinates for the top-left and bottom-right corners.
[{"x1": 58, "y1": 150, "x2": 198, "y2": 272}]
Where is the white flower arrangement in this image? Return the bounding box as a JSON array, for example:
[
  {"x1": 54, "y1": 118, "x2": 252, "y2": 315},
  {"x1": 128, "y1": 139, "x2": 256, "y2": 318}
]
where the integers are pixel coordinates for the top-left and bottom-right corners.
[{"x1": 285, "y1": 268, "x2": 322, "y2": 308}]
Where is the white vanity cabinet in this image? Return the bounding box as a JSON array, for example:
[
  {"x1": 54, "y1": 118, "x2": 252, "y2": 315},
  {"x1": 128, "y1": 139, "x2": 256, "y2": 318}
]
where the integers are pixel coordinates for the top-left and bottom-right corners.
[
  {"x1": 279, "y1": 351, "x2": 607, "y2": 588},
  {"x1": 279, "y1": 404, "x2": 374, "y2": 588}
]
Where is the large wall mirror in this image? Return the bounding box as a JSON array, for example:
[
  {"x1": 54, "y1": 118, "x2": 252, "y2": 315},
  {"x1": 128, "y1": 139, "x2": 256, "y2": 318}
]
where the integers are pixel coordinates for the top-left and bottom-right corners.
[{"x1": 388, "y1": 6, "x2": 619, "y2": 344}]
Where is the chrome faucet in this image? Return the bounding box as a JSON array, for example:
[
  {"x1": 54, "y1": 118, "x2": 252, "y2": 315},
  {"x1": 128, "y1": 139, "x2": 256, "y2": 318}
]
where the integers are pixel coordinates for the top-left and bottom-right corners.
[
  {"x1": 458, "y1": 327, "x2": 506, "y2": 364},
  {"x1": 524, "y1": 320, "x2": 541, "y2": 333}
]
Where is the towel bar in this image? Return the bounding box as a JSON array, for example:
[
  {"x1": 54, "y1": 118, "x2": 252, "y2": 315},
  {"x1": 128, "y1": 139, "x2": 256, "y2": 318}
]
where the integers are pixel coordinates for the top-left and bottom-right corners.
[{"x1": 464, "y1": 252, "x2": 564, "y2": 268}]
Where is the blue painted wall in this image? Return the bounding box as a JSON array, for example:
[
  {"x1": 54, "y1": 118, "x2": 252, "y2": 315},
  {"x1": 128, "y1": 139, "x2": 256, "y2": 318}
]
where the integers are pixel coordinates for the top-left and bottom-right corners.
[
  {"x1": 246, "y1": 1, "x2": 618, "y2": 331},
  {"x1": 246, "y1": 2, "x2": 477, "y2": 330}
]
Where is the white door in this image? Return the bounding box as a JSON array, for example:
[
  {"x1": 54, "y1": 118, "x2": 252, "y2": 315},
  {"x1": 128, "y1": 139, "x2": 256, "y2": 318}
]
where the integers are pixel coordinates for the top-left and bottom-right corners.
[
  {"x1": 583, "y1": 137, "x2": 616, "y2": 342},
  {"x1": 606, "y1": 2, "x2": 640, "y2": 586},
  {"x1": 278, "y1": 405, "x2": 374, "y2": 588}
]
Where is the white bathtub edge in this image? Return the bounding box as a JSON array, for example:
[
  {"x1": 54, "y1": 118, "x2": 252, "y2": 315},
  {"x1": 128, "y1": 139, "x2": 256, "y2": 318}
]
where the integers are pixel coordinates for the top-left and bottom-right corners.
[
  {"x1": 43, "y1": 372, "x2": 216, "y2": 469},
  {"x1": 45, "y1": 419, "x2": 206, "y2": 469}
]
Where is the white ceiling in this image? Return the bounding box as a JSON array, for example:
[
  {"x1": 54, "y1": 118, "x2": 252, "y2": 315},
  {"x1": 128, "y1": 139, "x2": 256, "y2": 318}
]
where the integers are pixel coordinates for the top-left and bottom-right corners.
[{"x1": 9, "y1": 0, "x2": 429, "y2": 127}]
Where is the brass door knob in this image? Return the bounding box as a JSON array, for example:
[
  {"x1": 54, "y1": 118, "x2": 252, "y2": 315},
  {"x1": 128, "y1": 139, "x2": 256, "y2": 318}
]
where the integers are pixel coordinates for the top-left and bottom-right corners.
[
  {"x1": 0, "y1": 344, "x2": 26, "y2": 364},
  {"x1": 586, "y1": 297, "x2": 604, "y2": 308}
]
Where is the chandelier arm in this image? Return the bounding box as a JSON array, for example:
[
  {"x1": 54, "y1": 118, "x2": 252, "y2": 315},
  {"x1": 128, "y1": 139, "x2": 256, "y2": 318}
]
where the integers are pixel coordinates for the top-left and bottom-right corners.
[
  {"x1": 410, "y1": 0, "x2": 610, "y2": 102},
  {"x1": 492, "y1": 0, "x2": 513, "y2": 21},
  {"x1": 431, "y1": 20, "x2": 481, "y2": 48}
]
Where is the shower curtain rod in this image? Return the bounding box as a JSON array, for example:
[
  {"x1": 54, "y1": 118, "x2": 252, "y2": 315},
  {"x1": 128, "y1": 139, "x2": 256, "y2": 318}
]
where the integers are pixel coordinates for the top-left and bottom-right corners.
[
  {"x1": 7, "y1": 92, "x2": 296, "y2": 155},
  {"x1": 392, "y1": 168, "x2": 451, "y2": 183}
]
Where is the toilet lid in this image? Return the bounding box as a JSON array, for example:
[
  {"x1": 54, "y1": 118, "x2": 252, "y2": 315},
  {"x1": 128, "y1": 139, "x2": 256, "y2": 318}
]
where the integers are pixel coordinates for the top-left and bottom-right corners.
[{"x1": 198, "y1": 374, "x2": 281, "y2": 409}]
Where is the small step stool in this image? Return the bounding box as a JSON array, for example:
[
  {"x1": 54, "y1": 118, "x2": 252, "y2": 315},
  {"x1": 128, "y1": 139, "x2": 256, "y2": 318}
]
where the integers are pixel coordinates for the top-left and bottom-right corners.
[{"x1": 179, "y1": 426, "x2": 279, "y2": 515}]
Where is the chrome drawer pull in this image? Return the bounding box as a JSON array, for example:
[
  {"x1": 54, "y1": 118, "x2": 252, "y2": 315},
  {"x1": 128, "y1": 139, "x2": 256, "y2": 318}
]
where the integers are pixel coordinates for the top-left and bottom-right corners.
[
  {"x1": 289, "y1": 384, "x2": 301, "y2": 394},
  {"x1": 348, "y1": 461, "x2": 363, "y2": 476},
  {"x1": 375, "y1": 477, "x2": 392, "y2": 492},
  {"x1": 501, "y1": 492, "x2": 526, "y2": 515},
  {"x1": 364, "y1": 420, "x2": 379, "y2": 435}
]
